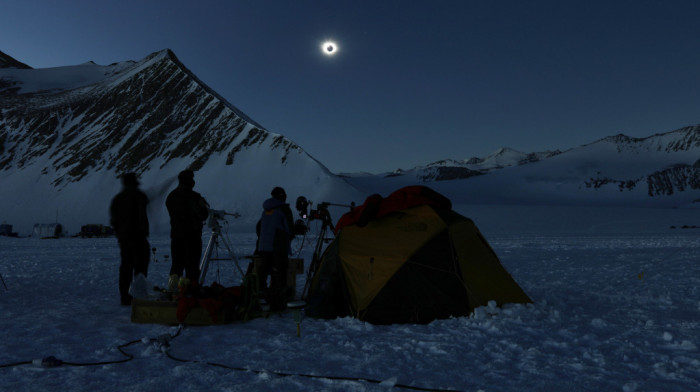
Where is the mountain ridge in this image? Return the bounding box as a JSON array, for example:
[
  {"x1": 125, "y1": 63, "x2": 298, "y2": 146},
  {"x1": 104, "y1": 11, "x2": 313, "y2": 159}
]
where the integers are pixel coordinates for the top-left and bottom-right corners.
[
  {"x1": 0, "y1": 49, "x2": 307, "y2": 184},
  {"x1": 0, "y1": 49, "x2": 361, "y2": 234},
  {"x1": 344, "y1": 125, "x2": 700, "y2": 207},
  {"x1": 1, "y1": 49, "x2": 699, "y2": 235}
]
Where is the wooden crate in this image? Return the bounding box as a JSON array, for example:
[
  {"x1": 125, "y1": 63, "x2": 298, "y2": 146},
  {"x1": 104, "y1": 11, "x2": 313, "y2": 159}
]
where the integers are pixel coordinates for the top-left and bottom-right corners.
[
  {"x1": 130, "y1": 298, "x2": 237, "y2": 325},
  {"x1": 131, "y1": 257, "x2": 307, "y2": 325}
]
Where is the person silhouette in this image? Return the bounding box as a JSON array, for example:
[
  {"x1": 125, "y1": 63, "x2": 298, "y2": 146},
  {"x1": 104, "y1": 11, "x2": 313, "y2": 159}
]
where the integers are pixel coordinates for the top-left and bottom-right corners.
[{"x1": 109, "y1": 172, "x2": 150, "y2": 306}]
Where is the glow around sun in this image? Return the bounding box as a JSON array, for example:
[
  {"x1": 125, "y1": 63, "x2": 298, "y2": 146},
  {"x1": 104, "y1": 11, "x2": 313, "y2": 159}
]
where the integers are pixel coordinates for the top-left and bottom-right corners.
[{"x1": 321, "y1": 41, "x2": 338, "y2": 56}]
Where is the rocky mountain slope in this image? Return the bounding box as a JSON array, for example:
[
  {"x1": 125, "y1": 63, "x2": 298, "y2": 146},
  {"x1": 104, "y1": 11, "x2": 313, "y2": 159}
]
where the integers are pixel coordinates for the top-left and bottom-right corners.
[{"x1": 0, "y1": 49, "x2": 361, "y2": 234}]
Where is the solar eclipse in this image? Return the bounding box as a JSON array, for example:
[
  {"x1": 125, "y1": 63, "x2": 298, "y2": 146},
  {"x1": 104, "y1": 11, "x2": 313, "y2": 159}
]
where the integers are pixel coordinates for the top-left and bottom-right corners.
[{"x1": 321, "y1": 41, "x2": 338, "y2": 56}]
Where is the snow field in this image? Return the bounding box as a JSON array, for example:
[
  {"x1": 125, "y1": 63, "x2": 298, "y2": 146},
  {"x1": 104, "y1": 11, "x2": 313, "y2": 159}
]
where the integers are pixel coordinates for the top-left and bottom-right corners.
[{"x1": 0, "y1": 206, "x2": 699, "y2": 391}]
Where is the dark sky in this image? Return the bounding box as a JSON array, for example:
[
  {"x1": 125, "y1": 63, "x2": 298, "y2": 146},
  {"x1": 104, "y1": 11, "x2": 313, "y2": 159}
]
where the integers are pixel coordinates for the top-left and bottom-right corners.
[{"x1": 3, "y1": 0, "x2": 700, "y2": 173}]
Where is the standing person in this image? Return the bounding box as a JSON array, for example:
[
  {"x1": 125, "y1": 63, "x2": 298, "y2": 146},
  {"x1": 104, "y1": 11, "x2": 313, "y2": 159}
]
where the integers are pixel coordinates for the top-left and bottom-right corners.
[
  {"x1": 257, "y1": 186, "x2": 293, "y2": 310},
  {"x1": 109, "y1": 172, "x2": 150, "y2": 306},
  {"x1": 271, "y1": 187, "x2": 294, "y2": 233},
  {"x1": 166, "y1": 169, "x2": 209, "y2": 290}
]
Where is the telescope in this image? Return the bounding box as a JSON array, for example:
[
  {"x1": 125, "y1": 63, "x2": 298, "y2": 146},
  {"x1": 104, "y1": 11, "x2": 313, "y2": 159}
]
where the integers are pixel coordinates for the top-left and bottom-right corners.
[
  {"x1": 295, "y1": 196, "x2": 354, "y2": 229},
  {"x1": 199, "y1": 208, "x2": 242, "y2": 285},
  {"x1": 206, "y1": 209, "x2": 240, "y2": 229}
]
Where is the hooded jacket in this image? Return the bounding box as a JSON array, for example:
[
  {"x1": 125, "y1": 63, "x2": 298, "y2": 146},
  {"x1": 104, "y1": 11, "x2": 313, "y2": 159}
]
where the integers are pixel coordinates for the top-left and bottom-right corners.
[{"x1": 258, "y1": 197, "x2": 291, "y2": 254}]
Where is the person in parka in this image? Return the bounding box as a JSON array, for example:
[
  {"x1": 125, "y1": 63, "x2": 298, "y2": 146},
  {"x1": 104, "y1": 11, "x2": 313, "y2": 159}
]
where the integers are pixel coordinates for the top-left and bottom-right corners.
[
  {"x1": 166, "y1": 170, "x2": 210, "y2": 289},
  {"x1": 109, "y1": 172, "x2": 150, "y2": 306},
  {"x1": 256, "y1": 187, "x2": 293, "y2": 309}
]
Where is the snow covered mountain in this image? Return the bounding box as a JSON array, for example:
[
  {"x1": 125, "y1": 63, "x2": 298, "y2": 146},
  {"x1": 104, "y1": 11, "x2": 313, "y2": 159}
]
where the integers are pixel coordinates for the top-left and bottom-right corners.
[
  {"x1": 346, "y1": 126, "x2": 700, "y2": 208},
  {"x1": 1, "y1": 49, "x2": 699, "y2": 236},
  {"x1": 0, "y1": 49, "x2": 362, "y2": 235},
  {"x1": 361, "y1": 147, "x2": 563, "y2": 182}
]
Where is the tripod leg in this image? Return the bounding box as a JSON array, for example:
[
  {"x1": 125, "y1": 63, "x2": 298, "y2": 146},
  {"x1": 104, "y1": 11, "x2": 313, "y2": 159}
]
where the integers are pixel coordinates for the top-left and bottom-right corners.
[
  {"x1": 199, "y1": 232, "x2": 219, "y2": 285},
  {"x1": 301, "y1": 224, "x2": 328, "y2": 300},
  {"x1": 218, "y1": 236, "x2": 244, "y2": 277}
]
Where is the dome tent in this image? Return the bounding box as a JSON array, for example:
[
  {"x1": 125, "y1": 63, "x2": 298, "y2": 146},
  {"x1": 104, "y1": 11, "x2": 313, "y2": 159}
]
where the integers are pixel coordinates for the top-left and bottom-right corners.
[{"x1": 305, "y1": 186, "x2": 532, "y2": 324}]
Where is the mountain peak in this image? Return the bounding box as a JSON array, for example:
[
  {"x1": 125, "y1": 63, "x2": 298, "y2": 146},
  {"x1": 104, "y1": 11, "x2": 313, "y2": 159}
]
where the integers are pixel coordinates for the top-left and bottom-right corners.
[
  {"x1": 144, "y1": 48, "x2": 264, "y2": 129},
  {"x1": 492, "y1": 147, "x2": 519, "y2": 155},
  {"x1": 598, "y1": 133, "x2": 640, "y2": 144},
  {"x1": 584, "y1": 125, "x2": 700, "y2": 153},
  {"x1": 0, "y1": 49, "x2": 356, "y2": 233},
  {"x1": 141, "y1": 48, "x2": 177, "y2": 63}
]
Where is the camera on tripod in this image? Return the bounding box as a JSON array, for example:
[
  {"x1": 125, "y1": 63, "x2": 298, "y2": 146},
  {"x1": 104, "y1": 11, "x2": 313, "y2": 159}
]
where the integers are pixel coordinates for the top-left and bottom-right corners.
[
  {"x1": 294, "y1": 196, "x2": 355, "y2": 299},
  {"x1": 297, "y1": 197, "x2": 332, "y2": 221},
  {"x1": 206, "y1": 208, "x2": 241, "y2": 230},
  {"x1": 294, "y1": 197, "x2": 334, "y2": 235},
  {"x1": 199, "y1": 208, "x2": 242, "y2": 285},
  {"x1": 294, "y1": 196, "x2": 356, "y2": 235}
]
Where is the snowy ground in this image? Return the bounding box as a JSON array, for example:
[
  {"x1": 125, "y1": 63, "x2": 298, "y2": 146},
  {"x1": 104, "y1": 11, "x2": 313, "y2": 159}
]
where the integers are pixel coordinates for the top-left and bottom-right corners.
[{"x1": 1, "y1": 205, "x2": 699, "y2": 392}]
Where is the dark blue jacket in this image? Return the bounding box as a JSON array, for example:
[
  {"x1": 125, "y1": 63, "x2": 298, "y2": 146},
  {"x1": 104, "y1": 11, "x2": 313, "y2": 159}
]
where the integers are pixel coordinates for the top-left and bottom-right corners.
[{"x1": 258, "y1": 197, "x2": 291, "y2": 254}]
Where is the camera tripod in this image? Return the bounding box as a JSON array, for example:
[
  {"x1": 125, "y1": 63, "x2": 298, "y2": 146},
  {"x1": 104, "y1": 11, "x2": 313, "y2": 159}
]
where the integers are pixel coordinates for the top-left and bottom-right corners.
[
  {"x1": 300, "y1": 208, "x2": 336, "y2": 300},
  {"x1": 198, "y1": 210, "x2": 243, "y2": 286}
]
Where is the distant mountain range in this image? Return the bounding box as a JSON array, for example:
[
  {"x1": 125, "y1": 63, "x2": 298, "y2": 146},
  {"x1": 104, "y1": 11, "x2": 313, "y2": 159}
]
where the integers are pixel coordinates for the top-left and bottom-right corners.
[
  {"x1": 1, "y1": 49, "x2": 699, "y2": 234},
  {"x1": 349, "y1": 148, "x2": 564, "y2": 181},
  {"x1": 346, "y1": 126, "x2": 700, "y2": 207}
]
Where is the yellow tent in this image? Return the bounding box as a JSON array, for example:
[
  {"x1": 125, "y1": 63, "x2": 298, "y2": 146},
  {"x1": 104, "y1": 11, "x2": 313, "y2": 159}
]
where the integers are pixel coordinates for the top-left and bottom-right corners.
[{"x1": 305, "y1": 186, "x2": 531, "y2": 324}]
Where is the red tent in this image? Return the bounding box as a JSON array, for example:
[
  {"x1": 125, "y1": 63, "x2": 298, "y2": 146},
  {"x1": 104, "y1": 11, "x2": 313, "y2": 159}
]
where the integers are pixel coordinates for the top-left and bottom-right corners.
[{"x1": 335, "y1": 185, "x2": 452, "y2": 233}]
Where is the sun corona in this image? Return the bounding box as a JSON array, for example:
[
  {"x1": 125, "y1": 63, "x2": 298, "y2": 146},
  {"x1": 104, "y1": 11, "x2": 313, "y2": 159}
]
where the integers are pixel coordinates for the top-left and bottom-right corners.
[{"x1": 321, "y1": 41, "x2": 338, "y2": 56}]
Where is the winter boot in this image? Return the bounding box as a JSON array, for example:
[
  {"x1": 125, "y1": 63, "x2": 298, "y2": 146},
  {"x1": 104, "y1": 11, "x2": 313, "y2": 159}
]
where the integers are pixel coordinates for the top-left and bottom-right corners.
[{"x1": 178, "y1": 276, "x2": 190, "y2": 289}]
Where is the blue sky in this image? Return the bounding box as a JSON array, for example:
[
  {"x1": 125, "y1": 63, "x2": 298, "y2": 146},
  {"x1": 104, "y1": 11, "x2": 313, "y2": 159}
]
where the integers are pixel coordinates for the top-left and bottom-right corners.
[{"x1": 2, "y1": 0, "x2": 700, "y2": 173}]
